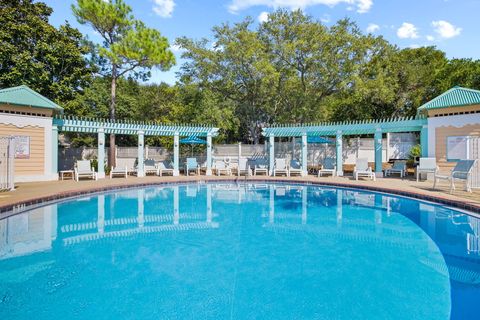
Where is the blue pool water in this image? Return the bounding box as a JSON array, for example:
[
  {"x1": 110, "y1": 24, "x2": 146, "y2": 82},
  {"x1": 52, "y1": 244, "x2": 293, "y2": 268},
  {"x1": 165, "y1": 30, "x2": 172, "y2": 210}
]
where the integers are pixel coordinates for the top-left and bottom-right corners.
[{"x1": 0, "y1": 183, "x2": 479, "y2": 319}]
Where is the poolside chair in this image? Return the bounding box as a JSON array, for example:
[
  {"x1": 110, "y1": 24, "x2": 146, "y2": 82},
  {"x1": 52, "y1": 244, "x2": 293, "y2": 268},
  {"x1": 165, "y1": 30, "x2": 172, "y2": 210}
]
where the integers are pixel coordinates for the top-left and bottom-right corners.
[
  {"x1": 110, "y1": 165, "x2": 128, "y2": 179},
  {"x1": 384, "y1": 160, "x2": 407, "y2": 178},
  {"x1": 353, "y1": 158, "x2": 375, "y2": 181},
  {"x1": 237, "y1": 158, "x2": 252, "y2": 176},
  {"x1": 318, "y1": 158, "x2": 336, "y2": 177},
  {"x1": 416, "y1": 157, "x2": 438, "y2": 182},
  {"x1": 253, "y1": 158, "x2": 269, "y2": 176},
  {"x1": 214, "y1": 159, "x2": 231, "y2": 176},
  {"x1": 289, "y1": 159, "x2": 303, "y2": 177},
  {"x1": 185, "y1": 158, "x2": 200, "y2": 176},
  {"x1": 433, "y1": 159, "x2": 477, "y2": 193},
  {"x1": 144, "y1": 159, "x2": 159, "y2": 176},
  {"x1": 74, "y1": 160, "x2": 97, "y2": 181},
  {"x1": 158, "y1": 161, "x2": 174, "y2": 176},
  {"x1": 274, "y1": 158, "x2": 289, "y2": 177}
]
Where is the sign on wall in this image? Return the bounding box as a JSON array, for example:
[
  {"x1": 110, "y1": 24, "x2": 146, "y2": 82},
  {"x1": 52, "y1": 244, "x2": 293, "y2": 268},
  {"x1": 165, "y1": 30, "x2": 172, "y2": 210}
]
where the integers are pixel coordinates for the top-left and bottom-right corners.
[
  {"x1": 14, "y1": 135, "x2": 30, "y2": 159},
  {"x1": 447, "y1": 136, "x2": 468, "y2": 161}
]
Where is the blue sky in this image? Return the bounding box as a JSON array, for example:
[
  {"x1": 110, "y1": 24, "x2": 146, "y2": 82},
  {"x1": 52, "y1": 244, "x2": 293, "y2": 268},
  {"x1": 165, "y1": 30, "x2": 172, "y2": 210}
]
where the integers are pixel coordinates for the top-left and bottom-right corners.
[{"x1": 43, "y1": 0, "x2": 480, "y2": 85}]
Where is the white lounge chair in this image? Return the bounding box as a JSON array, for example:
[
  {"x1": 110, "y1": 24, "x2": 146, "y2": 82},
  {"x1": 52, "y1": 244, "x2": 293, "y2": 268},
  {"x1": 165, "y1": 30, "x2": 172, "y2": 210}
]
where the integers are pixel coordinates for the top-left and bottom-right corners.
[
  {"x1": 214, "y1": 159, "x2": 231, "y2": 176},
  {"x1": 318, "y1": 158, "x2": 336, "y2": 177},
  {"x1": 237, "y1": 158, "x2": 252, "y2": 176},
  {"x1": 384, "y1": 160, "x2": 407, "y2": 178},
  {"x1": 74, "y1": 160, "x2": 97, "y2": 181},
  {"x1": 253, "y1": 158, "x2": 269, "y2": 176},
  {"x1": 416, "y1": 157, "x2": 438, "y2": 182},
  {"x1": 110, "y1": 165, "x2": 127, "y2": 178},
  {"x1": 143, "y1": 159, "x2": 159, "y2": 176},
  {"x1": 185, "y1": 158, "x2": 200, "y2": 176},
  {"x1": 274, "y1": 158, "x2": 289, "y2": 177},
  {"x1": 289, "y1": 159, "x2": 303, "y2": 176},
  {"x1": 434, "y1": 159, "x2": 477, "y2": 193},
  {"x1": 353, "y1": 158, "x2": 375, "y2": 181},
  {"x1": 158, "y1": 161, "x2": 174, "y2": 176}
]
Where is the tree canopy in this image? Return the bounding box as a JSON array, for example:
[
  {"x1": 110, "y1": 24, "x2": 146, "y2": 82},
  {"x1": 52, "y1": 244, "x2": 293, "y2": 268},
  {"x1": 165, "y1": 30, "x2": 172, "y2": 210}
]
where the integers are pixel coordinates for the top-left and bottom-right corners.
[
  {"x1": 0, "y1": 0, "x2": 93, "y2": 103},
  {"x1": 2, "y1": 4, "x2": 480, "y2": 146}
]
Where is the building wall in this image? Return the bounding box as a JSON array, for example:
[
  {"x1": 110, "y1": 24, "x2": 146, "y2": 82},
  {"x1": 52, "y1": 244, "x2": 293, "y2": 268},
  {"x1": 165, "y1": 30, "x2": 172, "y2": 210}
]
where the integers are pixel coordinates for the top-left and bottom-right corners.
[
  {"x1": 427, "y1": 113, "x2": 480, "y2": 160},
  {"x1": 0, "y1": 112, "x2": 55, "y2": 182},
  {"x1": 427, "y1": 104, "x2": 480, "y2": 118}
]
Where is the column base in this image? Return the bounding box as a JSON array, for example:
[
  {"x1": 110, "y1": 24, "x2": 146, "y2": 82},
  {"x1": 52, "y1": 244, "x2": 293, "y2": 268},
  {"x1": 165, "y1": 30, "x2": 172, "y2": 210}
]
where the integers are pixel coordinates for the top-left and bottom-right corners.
[
  {"x1": 336, "y1": 171, "x2": 344, "y2": 177},
  {"x1": 375, "y1": 172, "x2": 383, "y2": 178},
  {"x1": 97, "y1": 172, "x2": 106, "y2": 179},
  {"x1": 173, "y1": 170, "x2": 179, "y2": 177},
  {"x1": 206, "y1": 169, "x2": 212, "y2": 176},
  {"x1": 136, "y1": 171, "x2": 145, "y2": 178}
]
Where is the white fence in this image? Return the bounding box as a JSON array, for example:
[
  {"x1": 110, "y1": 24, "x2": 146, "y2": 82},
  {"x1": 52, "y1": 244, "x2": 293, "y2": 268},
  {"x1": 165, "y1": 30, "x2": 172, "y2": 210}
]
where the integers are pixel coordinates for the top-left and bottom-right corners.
[{"x1": 0, "y1": 137, "x2": 14, "y2": 191}]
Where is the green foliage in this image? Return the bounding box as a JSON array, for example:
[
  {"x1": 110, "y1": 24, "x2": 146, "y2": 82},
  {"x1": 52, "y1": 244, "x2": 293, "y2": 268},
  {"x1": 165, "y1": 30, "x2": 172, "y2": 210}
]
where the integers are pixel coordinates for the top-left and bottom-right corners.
[
  {"x1": 0, "y1": 0, "x2": 93, "y2": 103},
  {"x1": 409, "y1": 144, "x2": 422, "y2": 161}
]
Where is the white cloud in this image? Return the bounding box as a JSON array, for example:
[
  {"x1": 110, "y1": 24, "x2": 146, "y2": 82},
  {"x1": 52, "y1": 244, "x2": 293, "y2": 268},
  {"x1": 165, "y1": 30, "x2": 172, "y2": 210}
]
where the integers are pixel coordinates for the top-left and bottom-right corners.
[
  {"x1": 258, "y1": 11, "x2": 269, "y2": 23},
  {"x1": 153, "y1": 0, "x2": 175, "y2": 18},
  {"x1": 426, "y1": 35, "x2": 435, "y2": 41},
  {"x1": 432, "y1": 20, "x2": 461, "y2": 39},
  {"x1": 366, "y1": 23, "x2": 379, "y2": 33},
  {"x1": 170, "y1": 44, "x2": 184, "y2": 53},
  {"x1": 228, "y1": 0, "x2": 373, "y2": 14},
  {"x1": 320, "y1": 14, "x2": 331, "y2": 23},
  {"x1": 397, "y1": 22, "x2": 419, "y2": 39}
]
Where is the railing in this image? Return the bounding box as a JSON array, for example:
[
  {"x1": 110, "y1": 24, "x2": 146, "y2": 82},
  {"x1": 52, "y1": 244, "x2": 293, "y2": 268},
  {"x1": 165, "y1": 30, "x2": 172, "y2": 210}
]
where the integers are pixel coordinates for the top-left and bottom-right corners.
[{"x1": 0, "y1": 137, "x2": 14, "y2": 191}]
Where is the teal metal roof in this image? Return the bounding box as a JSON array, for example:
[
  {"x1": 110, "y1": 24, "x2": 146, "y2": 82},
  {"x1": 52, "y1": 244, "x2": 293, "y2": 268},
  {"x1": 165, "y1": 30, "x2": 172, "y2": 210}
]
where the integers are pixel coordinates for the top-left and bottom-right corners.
[
  {"x1": 0, "y1": 85, "x2": 63, "y2": 111},
  {"x1": 262, "y1": 116, "x2": 427, "y2": 137},
  {"x1": 418, "y1": 86, "x2": 480, "y2": 111},
  {"x1": 53, "y1": 116, "x2": 219, "y2": 137}
]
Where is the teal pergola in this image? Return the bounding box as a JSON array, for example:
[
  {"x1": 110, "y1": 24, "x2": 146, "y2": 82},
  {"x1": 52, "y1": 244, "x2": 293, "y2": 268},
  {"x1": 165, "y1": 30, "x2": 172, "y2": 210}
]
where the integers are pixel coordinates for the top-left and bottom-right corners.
[
  {"x1": 52, "y1": 116, "x2": 219, "y2": 178},
  {"x1": 262, "y1": 116, "x2": 428, "y2": 176}
]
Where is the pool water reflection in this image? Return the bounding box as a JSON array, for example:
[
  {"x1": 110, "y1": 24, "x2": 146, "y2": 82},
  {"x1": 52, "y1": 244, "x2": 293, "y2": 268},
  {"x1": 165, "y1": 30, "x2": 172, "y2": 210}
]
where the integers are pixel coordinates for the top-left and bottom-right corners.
[{"x1": 0, "y1": 183, "x2": 479, "y2": 319}]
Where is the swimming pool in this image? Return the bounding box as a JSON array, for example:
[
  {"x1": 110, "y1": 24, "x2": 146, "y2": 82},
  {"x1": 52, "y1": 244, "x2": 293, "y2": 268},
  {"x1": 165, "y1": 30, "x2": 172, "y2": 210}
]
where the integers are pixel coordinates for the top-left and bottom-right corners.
[{"x1": 0, "y1": 182, "x2": 479, "y2": 319}]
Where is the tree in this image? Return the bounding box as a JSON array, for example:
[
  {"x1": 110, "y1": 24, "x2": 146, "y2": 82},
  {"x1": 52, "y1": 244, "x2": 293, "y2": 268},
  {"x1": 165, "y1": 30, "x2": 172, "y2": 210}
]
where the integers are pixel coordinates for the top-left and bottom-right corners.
[
  {"x1": 0, "y1": 0, "x2": 93, "y2": 103},
  {"x1": 72, "y1": 0, "x2": 175, "y2": 166}
]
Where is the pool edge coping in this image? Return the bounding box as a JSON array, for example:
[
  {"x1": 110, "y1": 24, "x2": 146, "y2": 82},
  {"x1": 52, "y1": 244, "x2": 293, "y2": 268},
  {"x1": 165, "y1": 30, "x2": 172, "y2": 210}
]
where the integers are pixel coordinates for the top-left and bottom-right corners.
[{"x1": 1, "y1": 177, "x2": 479, "y2": 218}]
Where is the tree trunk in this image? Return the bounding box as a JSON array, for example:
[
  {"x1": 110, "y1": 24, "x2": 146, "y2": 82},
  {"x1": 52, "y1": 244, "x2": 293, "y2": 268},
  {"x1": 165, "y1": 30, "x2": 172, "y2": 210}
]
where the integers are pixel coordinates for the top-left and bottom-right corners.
[{"x1": 109, "y1": 66, "x2": 117, "y2": 168}]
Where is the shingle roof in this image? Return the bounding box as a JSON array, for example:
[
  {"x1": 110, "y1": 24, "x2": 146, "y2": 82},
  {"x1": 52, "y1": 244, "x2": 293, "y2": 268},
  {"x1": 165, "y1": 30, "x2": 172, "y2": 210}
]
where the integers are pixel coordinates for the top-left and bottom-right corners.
[
  {"x1": 0, "y1": 85, "x2": 63, "y2": 111},
  {"x1": 418, "y1": 86, "x2": 480, "y2": 111}
]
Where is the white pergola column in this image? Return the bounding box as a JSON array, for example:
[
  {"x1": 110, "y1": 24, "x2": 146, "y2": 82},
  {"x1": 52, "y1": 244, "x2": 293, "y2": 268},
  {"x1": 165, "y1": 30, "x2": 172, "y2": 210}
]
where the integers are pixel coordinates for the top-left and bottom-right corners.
[
  {"x1": 336, "y1": 131, "x2": 343, "y2": 176},
  {"x1": 374, "y1": 128, "x2": 383, "y2": 177},
  {"x1": 137, "y1": 130, "x2": 145, "y2": 177},
  {"x1": 237, "y1": 142, "x2": 242, "y2": 176},
  {"x1": 269, "y1": 135, "x2": 275, "y2": 176},
  {"x1": 97, "y1": 128, "x2": 105, "y2": 179},
  {"x1": 301, "y1": 132, "x2": 307, "y2": 176},
  {"x1": 173, "y1": 132, "x2": 179, "y2": 176},
  {"x1": 206, "y1": 133, "x2": 212, "y2": 176}
]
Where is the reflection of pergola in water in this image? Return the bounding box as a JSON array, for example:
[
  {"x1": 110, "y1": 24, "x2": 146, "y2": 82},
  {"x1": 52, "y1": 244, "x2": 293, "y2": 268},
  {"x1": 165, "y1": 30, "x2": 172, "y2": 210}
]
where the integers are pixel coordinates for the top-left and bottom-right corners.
[
  {"x1": 61, "y1": 185, "x2": 218, "y2": 246},
  {"x1": 261, "y1": 184, "x2": 480, "y2": 285},
  {"x1": 53, "y1": 116, "x2": 219, "y2": 177}
]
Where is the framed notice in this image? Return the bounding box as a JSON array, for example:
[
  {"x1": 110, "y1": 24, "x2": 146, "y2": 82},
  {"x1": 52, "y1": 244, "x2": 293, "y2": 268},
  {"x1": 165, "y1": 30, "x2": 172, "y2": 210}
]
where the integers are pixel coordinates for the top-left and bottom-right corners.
[
  {"x1": 14, "y1": 136, "x2": 30, "y2": 159},
  {"x1": 446, "y1": 136, "x2": 468, "y2": 161}
]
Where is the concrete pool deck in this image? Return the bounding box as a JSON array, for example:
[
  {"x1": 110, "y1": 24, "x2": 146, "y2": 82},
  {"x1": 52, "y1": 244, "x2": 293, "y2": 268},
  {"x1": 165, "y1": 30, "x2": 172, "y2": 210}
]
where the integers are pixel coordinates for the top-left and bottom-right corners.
[{"x1": 1, "y1": 175, "x2": 479, "y2": 216}]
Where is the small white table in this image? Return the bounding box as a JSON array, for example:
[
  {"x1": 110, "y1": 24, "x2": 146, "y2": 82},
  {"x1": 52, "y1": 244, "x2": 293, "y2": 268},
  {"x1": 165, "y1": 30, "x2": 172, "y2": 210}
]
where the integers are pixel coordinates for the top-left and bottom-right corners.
[{"x1": 59, "y1": 170, "x2": 74, "y2": 180}]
